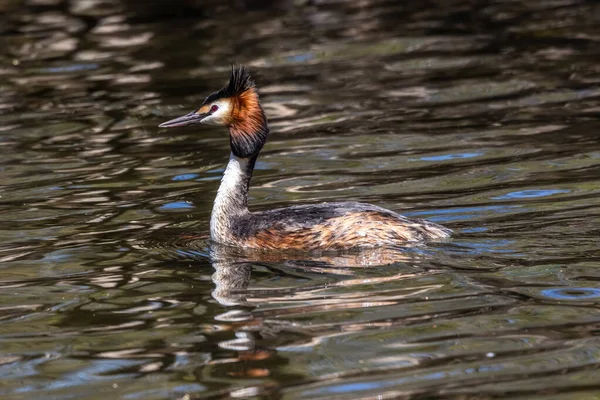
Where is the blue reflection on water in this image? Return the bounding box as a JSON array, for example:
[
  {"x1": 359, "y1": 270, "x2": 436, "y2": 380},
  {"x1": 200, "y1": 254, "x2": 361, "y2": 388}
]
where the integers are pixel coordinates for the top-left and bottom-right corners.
[
  {"x1": 42, "y1": 63, "x2": 99, "y2": 73},
  {"x1": 418, "y1": 152, "x2": 483, "y2": 161},
  {"x1": 285, "y1": 53, "x2": 315, "y2": 63},
  {"x1": 493, "y1": 189, "x2": 570, "y2": 200},
  {"x1": 462, "y1": 227, "x2": 488, "y2": 233},
  {"x1": 301, "y1": 363, "x2": 506, "y2": 396},
  {"x1": 540, "y1": 288, "x2": 600, "y2": 300},
  {"x1": 322, "y1": 382, "x2": 384, "y2": 394},
  {"x1": 457, "y1": 240, "x2": 518, "y2": 254},
  {"x1": 172, "y1": 173, "x2": 199, "y2": 181},
  {"x1": 159, "y1": 201, "x2": 194, "y2": 210}
]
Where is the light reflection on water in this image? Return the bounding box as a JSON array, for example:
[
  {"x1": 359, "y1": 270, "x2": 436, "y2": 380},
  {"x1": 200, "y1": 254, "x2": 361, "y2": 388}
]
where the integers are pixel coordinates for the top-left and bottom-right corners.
[{"x1": 1, "y1": 0, "x2": 600, "y2": 398}]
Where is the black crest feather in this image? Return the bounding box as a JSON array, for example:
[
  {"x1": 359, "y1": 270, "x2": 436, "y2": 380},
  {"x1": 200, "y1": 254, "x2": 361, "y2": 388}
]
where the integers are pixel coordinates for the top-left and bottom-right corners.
[
  {"x1": 225, "y1": 65, "x2": 254, "y2": 96},
  {"x1": 202, "y1": 65, "x2": 255, "y2": 105}
]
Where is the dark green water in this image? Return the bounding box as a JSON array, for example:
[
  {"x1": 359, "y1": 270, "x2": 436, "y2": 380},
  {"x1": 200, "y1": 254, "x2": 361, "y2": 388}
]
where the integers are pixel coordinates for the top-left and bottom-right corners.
[{"x1": 1, "y1": 0, "x2": 600, "y2": 398}]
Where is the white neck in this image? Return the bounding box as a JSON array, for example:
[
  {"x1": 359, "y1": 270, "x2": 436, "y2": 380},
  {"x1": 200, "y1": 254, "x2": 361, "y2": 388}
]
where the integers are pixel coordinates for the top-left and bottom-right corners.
[{"x1": 210, "y1": 153, "x2": 252, "y2": 244}]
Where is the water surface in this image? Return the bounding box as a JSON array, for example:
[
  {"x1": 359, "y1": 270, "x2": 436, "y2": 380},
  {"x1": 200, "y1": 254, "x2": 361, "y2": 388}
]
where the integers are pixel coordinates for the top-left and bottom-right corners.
[{"x1": 1, "y1": 0, "x2": 600, "y2": 398}]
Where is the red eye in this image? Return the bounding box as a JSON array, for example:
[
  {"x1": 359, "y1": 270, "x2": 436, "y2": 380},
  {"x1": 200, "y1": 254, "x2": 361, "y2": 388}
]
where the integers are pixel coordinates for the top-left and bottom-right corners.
[{"x1": 210, "y1": 105, "x2": 219, "y2": 113}]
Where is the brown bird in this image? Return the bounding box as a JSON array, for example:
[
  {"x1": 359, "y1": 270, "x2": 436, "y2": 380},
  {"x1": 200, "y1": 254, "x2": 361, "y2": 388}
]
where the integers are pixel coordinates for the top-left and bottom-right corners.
[{"x1": 159, "y1": 65, "x2": 451, "y2": 250}]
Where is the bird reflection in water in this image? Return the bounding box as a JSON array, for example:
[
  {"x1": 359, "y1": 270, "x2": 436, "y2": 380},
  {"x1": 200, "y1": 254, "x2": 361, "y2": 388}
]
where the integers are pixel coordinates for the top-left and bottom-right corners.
[
  {"x1": 139, "y1": 233, "x2": 431, "y2": 387},
  {"x1": 208, "y1": 241, "x2": 420, "y2": 306},
  {"x1": 206, "y1": 240, "x2": 424, "y2": 385}
]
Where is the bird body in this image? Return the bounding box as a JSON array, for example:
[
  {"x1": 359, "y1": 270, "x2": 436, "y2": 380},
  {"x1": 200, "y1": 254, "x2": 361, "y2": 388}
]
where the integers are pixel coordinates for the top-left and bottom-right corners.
[{"x1": 159, "y1": 66, "x2": 451, "y2": 250}]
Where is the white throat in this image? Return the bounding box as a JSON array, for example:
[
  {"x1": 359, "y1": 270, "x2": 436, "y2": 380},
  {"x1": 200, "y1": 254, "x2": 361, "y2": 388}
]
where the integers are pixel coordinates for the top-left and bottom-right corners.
[{"x1": 210, "y1": 154, "x2": 251, "y2": 244}]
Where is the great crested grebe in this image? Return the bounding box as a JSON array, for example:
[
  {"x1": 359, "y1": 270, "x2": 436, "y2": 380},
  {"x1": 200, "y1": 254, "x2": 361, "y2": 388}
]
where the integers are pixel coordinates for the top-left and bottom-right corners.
[{"x1": 159, "y1": 65, "x2": 451, "y2": 250}]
